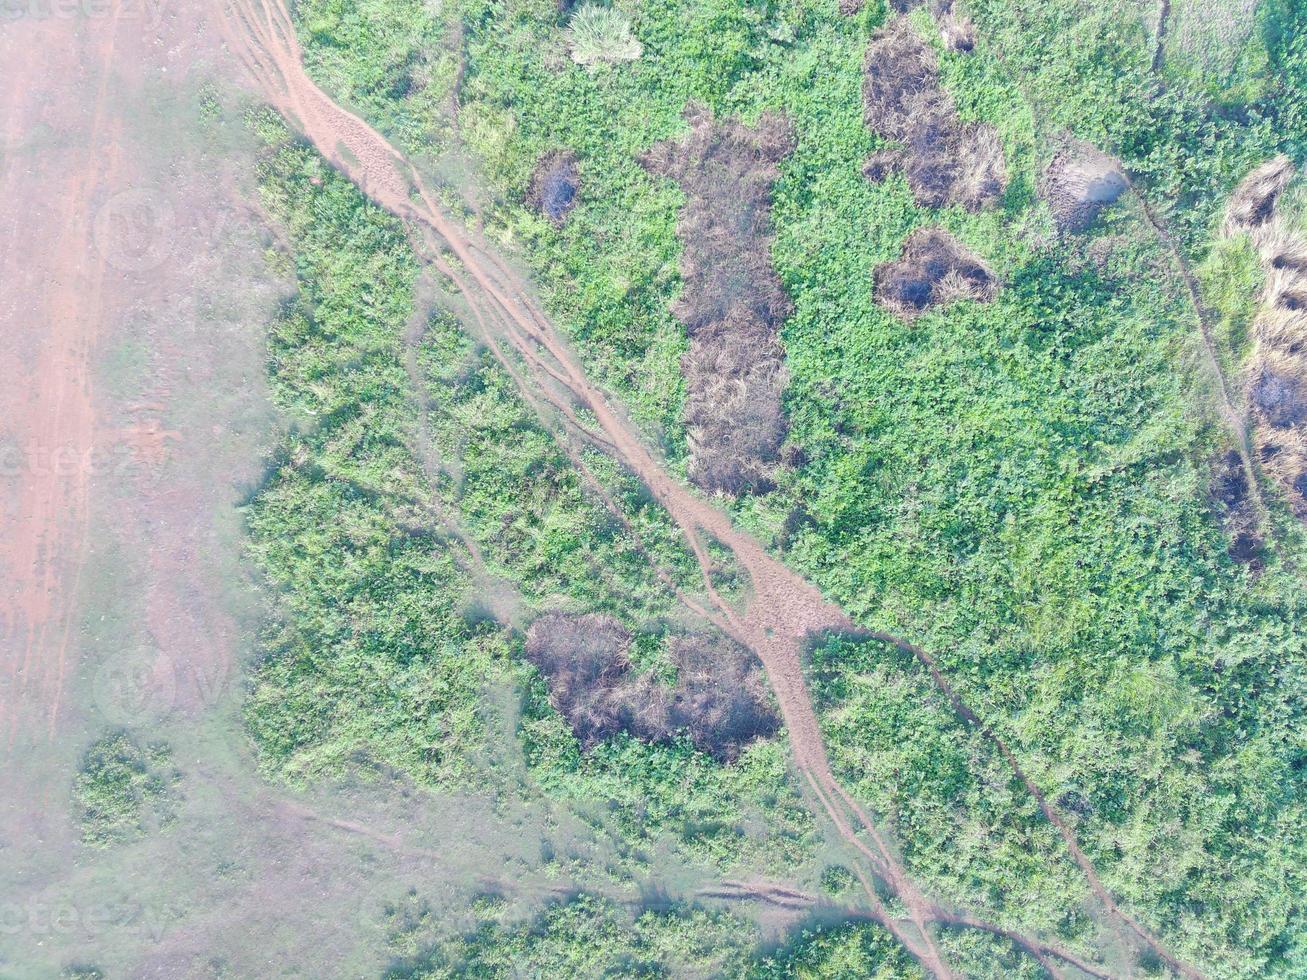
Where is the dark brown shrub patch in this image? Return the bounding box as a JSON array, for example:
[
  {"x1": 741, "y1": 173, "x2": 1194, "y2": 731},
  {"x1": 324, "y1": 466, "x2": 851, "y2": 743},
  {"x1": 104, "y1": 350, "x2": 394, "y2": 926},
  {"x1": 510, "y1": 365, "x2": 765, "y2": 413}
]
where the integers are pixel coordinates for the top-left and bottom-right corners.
[
  {"x1": 524, "y1": 613, "x2": 778, "y2": 762},
  {"x1": 861, "y1": 19, "x2": 1005, "y2": 210},
  {"x1": 528, "y1": 150, "x2": 580, "y2": 225},
  {"x1": 1210, "y1": 450, "x2": 1264, "y2": 570},
  {"x1": 640, "y1": 104, "x2": 796, "y2": 495},
  {"x1": 873, "y1": 226, "x2": 997, "y2": 319}
]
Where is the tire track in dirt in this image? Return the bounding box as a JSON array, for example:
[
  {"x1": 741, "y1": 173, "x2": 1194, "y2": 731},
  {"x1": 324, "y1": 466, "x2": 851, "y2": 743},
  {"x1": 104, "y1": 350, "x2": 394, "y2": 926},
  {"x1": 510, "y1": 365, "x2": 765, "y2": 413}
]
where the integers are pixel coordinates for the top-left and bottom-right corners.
[
  {"x1": 0, "y1": 4, "x2": 131, "y2": 739},
  {"x1": 216, "y1": 2, "x2": 1198, "y2": 974}
]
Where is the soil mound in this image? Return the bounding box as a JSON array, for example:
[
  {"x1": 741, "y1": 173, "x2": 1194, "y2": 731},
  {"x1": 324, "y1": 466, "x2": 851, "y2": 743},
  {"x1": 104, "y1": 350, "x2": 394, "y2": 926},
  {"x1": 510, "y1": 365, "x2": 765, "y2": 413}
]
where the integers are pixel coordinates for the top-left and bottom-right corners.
[
  {"x1": 640, "y1": 104, "x2": 796, "y2": 495},
  {"x1": 528, "y1": 150, "x2": 580, "y2": 225},
  {"x1": 861, "y1": 19, "x2": 1005, "y2": 211},
  {"x1": 1042, "y1": 143, "x2": 1128, "y2": 233},
  {"x1": 874, "y1": 226, "x2": 997, "y2": 319},
  {"x1": 524, "y1": 614, "x2": 779, "y2": 761}
]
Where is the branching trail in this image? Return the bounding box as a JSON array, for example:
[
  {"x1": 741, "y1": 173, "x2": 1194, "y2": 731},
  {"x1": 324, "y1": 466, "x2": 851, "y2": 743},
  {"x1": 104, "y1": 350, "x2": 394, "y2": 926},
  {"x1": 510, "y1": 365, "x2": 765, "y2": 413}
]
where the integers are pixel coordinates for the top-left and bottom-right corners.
[{"x1": 216, "y1": 1, "x2": 1205, "y2": 974}]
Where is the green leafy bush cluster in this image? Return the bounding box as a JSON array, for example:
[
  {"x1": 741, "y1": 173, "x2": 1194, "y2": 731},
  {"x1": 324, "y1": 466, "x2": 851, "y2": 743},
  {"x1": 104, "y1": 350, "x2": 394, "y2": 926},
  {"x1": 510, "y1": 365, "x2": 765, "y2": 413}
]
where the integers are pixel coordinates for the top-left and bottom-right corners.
[
  {"x1": 73, "y1": 731, "x2": 180, "y2": 847},
  {"x1": 389, "y1": 892, "x2": 917, "y2": 979},
  {"x1": 243, "y1": 122, "x2": 505, "y2": 789},
  {"x1": 244, "y1": 116, "x2": 815, "y2": 880}
]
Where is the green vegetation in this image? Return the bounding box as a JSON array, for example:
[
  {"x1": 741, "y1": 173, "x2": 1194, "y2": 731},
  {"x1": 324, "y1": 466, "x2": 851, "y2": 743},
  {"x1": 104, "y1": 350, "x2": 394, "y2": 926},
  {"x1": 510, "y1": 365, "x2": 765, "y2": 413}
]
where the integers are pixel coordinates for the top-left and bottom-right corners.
[
  {"x1": 750, "y1": 921, "x2": 921, "y2": 979},
  {"x1": 244, "y1": 0, "x2": 1307, "y2": 974},
  {"x1": 72, "y1": 732, "x2": 180, "y2": 847},
  {"x1": 567, "y1": 3, "x2": 644, "y2": 67},
  {"x1": 388, "y1": 893, "x2": 917, "y2": 979},
  {"x1": 244, "y1": 114, "x2": 816, "y2": 880}
]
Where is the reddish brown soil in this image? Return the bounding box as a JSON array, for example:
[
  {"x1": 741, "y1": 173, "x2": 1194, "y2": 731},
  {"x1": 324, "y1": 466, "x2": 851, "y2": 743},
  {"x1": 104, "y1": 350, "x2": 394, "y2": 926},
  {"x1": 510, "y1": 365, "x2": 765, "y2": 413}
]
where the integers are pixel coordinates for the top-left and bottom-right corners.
[
  {"x1": 0, "y1": 16, "x2": 119, "y2": 740},
  {"x1": 218, "y1": 2, "x2": 1203, "y2": 975},
  {"x1": 0, "y1": 0, "x2": 271, "y2": 754}
]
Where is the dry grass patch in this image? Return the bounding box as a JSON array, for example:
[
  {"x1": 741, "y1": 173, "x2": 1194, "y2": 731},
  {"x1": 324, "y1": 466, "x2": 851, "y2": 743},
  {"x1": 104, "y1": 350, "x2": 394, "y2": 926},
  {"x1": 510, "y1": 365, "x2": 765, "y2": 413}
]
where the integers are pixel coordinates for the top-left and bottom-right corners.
[
  {"x1": 1225, "y1": 155, "x2": 1307, "y2": 517},
  {"x1": 874, "y1": 226, "x2": 997, "y2": 319},
  {"x1": 861, "y1": 18, "x2": 1004, "y2": 210},
  {"x1": 524, "y1": 613, "x2": 779, "y2": 762},
  {"x1": 640, "y1": 104, "x2": 796, "y2": 494}
]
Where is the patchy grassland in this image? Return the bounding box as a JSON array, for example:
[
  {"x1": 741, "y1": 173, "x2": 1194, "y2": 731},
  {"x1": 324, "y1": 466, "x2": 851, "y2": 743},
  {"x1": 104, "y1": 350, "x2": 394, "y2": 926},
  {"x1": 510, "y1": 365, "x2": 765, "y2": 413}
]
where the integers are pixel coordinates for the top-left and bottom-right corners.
[{"x1": 246, "y1": 0, "x2": 1307, "y2": 974}]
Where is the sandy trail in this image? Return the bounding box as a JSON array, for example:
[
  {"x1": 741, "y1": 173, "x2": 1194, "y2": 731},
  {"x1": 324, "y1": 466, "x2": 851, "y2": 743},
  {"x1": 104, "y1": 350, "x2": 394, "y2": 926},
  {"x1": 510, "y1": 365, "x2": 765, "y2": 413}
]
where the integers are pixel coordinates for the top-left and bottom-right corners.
[
  {"x1": 0, "y1": 4, "x2": 130, "y2": 739},
  {"x1": 215, "y1": 1, "x2": 1203, "y2": 974}
]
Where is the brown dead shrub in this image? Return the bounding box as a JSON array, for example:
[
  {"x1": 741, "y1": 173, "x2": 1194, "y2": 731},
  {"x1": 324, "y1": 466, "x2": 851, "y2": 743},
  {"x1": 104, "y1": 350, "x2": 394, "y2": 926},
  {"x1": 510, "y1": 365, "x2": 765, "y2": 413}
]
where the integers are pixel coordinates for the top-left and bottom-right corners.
[
  {"x1": 640, "y1": 104, "x2": 796, "y2": 494},
  {"x1": 1224, "y1": 155, "x2": 1295, "y2": 241},
  {"x1": 1223, "y1": 158, "x2": 1307, "y2": 518},
  {"x1": 527, "y1": 150, "x2": 580, "y2": 225},
  {"x1": 524, "y1": 614, "x2": 778, "y2": 761},
  {"x1": 1041, "y1": 141, "x2": 1128, "y2": 233},
  {"x1": 1210, "y1": 450, "x2": 1263, "y2": 569},
  {"x1": 524, "y1": 613, "x2": 662, "y2": 748},
  {"x1": 666, "y1": 634, "x2": 779, "y2": 762},
  {"x1": 874, "y1": 226, "x2": 997, "y2": 319},
  {"x1": 861, "y1": 19, "x2": 1005, "y2": 211}
]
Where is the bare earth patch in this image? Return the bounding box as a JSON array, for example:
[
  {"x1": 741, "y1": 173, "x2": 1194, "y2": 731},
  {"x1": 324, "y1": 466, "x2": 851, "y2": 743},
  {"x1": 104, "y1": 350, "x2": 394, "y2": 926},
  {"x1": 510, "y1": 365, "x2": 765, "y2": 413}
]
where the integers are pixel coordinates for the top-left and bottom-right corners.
[
  {"x1": 1041, "y1": 141, "x2": 1128, "y2": 233},
  {"x1": 639, "y1": 104, "x2": 796, "y2": 495}
]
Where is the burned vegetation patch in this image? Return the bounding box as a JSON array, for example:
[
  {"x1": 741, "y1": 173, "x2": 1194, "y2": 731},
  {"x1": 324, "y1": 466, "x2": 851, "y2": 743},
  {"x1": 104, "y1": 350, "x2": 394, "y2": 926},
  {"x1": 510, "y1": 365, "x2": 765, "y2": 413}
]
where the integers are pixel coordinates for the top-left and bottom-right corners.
[
  {"x1": 639, "y1": 104, "x2": 796, "y2": 495},
  {"x1": 1210, "y1": 450, "x2": 1264, "y2": 569},
  {"x1": 1224, "y1": 156, "x2": 1307, "y2": 518},
  {"x1": 874, "y1": 226, "x2": 997, "y2": 319},
  {"x1": 861, "y1": 19, "x2": 1005, "y2": 211},
  {"x1": 524, "y1": 613, "x2": 779, "y2": 762},
  {"x1": 1041, "y1": 141, "x2": 1128, "y2": 233},
  {"x1": 528, "y1": 150, "x2": 581, "y2": 225}
]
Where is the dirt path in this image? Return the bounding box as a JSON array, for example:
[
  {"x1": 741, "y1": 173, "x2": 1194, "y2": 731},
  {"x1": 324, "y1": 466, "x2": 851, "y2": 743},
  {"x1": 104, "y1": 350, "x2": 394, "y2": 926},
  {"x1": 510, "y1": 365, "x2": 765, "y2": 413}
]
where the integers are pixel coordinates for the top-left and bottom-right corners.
[
  {"x1": 1150, "y1": 0, "x2": 1172, "y2": 74},
  {"x1": 0, "y1": 8, "x2": 128, "y2": 740},
  {"x1": 215, "y1": 2, "x2": 1206, "y2": 974}
]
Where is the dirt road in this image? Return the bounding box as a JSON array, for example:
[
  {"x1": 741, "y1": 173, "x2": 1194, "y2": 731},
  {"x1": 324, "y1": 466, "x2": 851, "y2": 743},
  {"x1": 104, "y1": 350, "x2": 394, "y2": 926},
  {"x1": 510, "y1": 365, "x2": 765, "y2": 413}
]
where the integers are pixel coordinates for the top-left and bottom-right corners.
[{"x1": 0, "y1": 8, "x2": 124, "y2": 740}]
